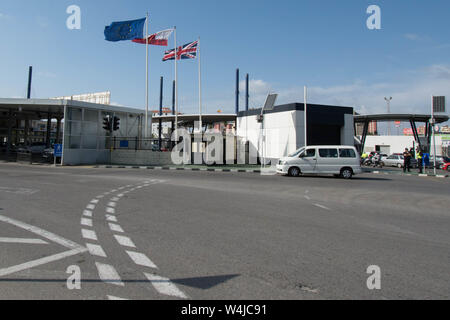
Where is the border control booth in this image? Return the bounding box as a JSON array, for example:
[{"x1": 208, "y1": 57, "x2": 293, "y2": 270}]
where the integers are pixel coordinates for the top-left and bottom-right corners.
[{"x1": 0, "y1": 98, "x2": 149, "y2": 165}]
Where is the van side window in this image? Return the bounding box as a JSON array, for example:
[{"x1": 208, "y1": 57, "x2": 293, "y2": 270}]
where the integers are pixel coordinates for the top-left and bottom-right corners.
[
  {"x1": 305, "y1": 149, "x2": 316, "y2": 157},
  {"x1": 339, "y1": 149, "x2": 356, "y2": 158},
  {"x1": 319, "y1": 149, "x2": 338, "y2": 158}
]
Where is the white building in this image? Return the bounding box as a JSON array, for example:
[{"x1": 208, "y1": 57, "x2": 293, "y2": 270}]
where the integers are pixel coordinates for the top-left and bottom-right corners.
[{"x1": 237, "y1": 103, "x2": 354, "y2": 161}]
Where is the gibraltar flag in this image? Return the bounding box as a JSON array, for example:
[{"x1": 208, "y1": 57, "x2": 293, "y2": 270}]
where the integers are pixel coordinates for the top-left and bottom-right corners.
[{"x1": 132, "y1": 29, "x2": 174, "y2": 46}]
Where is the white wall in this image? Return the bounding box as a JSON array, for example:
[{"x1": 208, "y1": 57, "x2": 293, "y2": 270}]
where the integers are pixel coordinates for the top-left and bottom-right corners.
[{"x1": 364, "y1": 135, "x2": 444, "y2": 155}]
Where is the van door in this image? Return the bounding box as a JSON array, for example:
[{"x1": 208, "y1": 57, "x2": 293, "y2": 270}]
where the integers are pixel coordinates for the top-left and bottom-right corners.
[
  {"x1": 317, "y1": 148, "x2": 339, "y2": 173},
  {"x1": 298, "y1": 148, "x2": 317, "y2": 173}
]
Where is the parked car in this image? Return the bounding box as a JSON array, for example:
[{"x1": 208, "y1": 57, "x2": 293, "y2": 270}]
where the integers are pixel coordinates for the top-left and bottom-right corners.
[
  {"x1": 17, "y1": 143, "x2": 47, "y2": 154},
  {"x1": 429, "y1": 156, "x2": 450, "y2": 169},
  {"x1": 381, "y1": 154, "x2": 417, "y2": 168},
  {"x1": 442, "y1": 161, "x2": 450, "y2": 172},
  {"x1": 276, "y1": 146, "x2": 362, "y2": 179}
]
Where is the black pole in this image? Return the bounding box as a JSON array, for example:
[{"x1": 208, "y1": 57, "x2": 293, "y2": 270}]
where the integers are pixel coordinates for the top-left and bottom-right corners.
[
  {"x1": 235, "y1": 69, "x2": 240, "y2": 114},
  {"x1": 159, "y1": 77, "x2": 163, "y2": 151},
  {"x1": 27, "y1": 66, "x2": 33, "y2": 99},
  {"x1": 245, "y1": 73, "x2": 249, "y2": 112}
]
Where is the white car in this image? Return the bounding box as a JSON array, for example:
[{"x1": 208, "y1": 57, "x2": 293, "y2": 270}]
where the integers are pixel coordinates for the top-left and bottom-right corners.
[{"x1": 276, "y1": 146, "x2": 362, "y2": 179}]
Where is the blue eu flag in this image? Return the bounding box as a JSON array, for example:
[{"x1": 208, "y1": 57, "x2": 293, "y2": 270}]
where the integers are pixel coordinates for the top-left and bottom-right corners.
[{"x1": 104, "y1": 18, "x2": 146, "y2": 42}]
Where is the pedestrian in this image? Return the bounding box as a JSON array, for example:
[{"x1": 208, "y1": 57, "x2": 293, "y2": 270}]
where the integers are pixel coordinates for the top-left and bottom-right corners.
[
  {"x1": 403, "y1": 148, "x2": 411, "y2": 173},
  {"x1": 416, "y1": 147, "x2": 423, "y2": 174},
  {"x1": 410, "y1": 148, "x2": 415, "y2": 159}
]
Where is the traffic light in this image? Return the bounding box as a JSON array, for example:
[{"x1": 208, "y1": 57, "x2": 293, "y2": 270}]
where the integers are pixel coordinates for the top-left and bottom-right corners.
[
  {"x1": 102, "y1": 116, "x2": 112, "y2": 132},
  {"x1": 113, "y1": 116, "x2": 120, "y2": 132}
]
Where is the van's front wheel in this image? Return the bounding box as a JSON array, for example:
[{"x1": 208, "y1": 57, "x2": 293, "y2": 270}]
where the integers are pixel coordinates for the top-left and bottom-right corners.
[
  {"x1": 288, "y1": 167, "x2": 301, "y2": 177},
  {"x1": 340, "y1": 168, "x2": 353, "y2": 179}
]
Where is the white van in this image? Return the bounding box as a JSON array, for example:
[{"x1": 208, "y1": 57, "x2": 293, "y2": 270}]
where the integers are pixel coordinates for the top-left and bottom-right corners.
[{"x1": 276, "y1": 145, "x2": 362, "y2": 179}]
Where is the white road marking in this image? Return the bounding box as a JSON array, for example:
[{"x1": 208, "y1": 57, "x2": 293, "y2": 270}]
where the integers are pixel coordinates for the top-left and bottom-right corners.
[
  {"x1": 95, "y1": 262, "x2": 124, "y2": 286},
  {"x1": 90, "y1": 199, "x2": 99, "y2": 204},
  {"x1": 106, "y1": 207, "x2": 115, "y2": 214},
  {"x1": 136, "y1": 186, "x2": 143, "y2": 189},
  {"x1": 304, "y1": 195, "x2": 311, "y2": 200},
  {"x1": 107, "y1": 295, "x2": 128, "y2": 300},
  {"x1": 106, "y1": 215, "x2": 118, "y2": 222},
  {"x1": 111, "y1": 189, "x2": 118, "y2": 193},
  {"x1": 81, "y1": 229, "x2": 98, "y2": 241},
  {"x1": 117, "y1": 194, "x2": 124, "y2": 198},
  {"x1": 86, "y1": 243, "x2": 107, "y2": 258},
  {"x1": 0, "y1": 187, "x2": 39, "y2": 195},
  {"x1": 0, "y1": 237, "x2": 48, "y2": 245},
  {"x1": 0, "y1": 215, "x2": 80, "y2": 249},
  {"x1": 81, "y1": 218, "x2": 93, "y2": 227},
  {"x1": 314, "y1": 203, "x2": 331, "y2": 211},
  {"x1": 144, "y1": 273, "x2": 188, "y2": 299},
  {"x1": 83, "y1": 210, "x2": 93, "y2": 217},
  {"x1": 96, "y1": 195, "x2": 104, "y2": 199},
  {"x1": 109, "y1": 223, "x2": 124, "y2": 233},
  {"x1": 126, "y1": 251, "x2": 157, "y2": 269},
  {"x1": 0, "y1": 247, "x2": 87, "y2": 277},
  {"x1": 111, "y1": 197, "x2": 120, "y2": 202},
  {"x1": 126, "y1": 185, "x2": 132, "y2": 188},
  {"x1": 107, "y1": 202, "x2": 117, "y2": 207},
  {"x1": 86, "y1": 204, "x2": 96, "y2": 210},
  {"x1": 114, "y1": 235, "x2": 136, "y2": 248}
]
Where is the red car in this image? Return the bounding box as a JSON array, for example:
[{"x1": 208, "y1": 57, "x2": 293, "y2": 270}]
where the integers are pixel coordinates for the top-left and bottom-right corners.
[{"x1": 442, "y1": 161, "x2": 450, "y2": 172}]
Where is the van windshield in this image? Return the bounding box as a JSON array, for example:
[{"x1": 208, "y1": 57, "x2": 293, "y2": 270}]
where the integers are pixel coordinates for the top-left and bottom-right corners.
[{"x1": 289, "y1": 148, "x2": 305, "y2": 157}]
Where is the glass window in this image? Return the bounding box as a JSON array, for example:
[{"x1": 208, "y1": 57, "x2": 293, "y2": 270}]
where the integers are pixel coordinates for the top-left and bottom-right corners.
[
  {"x1": 84, "y1": 110, "x2": 99, "y2": 122},
  {"x1": 305, "y1": 149, "x2": 316, "y2": 157},
  {"x1": 67, "y1": 108, "x2": 82, "y2": 121},
  {"x1": 339, "y1": 149, "x2": 356, "y2": 158},
  {"x1": 319, "y1": 149, "x2": 338, "y2": 158}
]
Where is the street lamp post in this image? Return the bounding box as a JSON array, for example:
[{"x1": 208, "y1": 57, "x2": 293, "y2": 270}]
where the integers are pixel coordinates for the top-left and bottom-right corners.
[{"x1": 384, "y1": 97, "x2": 392, "y2": 136}]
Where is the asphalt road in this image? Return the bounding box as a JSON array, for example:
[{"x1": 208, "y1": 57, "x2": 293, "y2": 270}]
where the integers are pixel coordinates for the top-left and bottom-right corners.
[{"x1": 0, "y1": 163, "x2": 449, "y2": 300}]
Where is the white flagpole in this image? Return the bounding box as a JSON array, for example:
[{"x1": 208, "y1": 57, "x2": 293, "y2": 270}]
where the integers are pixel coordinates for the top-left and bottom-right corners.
[
  {"x1": 304, "y1": 86, "x2": 307, "y2": 147},
  {"x1": 145, "y1": 13, "x2": 149, "y2": 139},
  {"x1": 174, "y1": 26, "x2": 178, "y2": 138},
  {"x1": 198, "y1": 37, "x2": 202, "y2": 132}
]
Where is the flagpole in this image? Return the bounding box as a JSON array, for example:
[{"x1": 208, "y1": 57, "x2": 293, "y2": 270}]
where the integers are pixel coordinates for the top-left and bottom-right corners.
[
  {"x1": 145, "y1": 13, "x2": 149, "y2": 139},
  {"x1": 198, "y1": 37, "x2": 202, "y2": 132},
  {"x1": 174, "y1": 26, "x2": 178, "y2": 139}
]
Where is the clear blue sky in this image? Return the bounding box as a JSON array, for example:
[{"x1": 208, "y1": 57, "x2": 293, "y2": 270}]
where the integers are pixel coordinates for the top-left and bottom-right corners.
[{"x1": 1, "y1": 0, "x2": 449, "y2": 121}]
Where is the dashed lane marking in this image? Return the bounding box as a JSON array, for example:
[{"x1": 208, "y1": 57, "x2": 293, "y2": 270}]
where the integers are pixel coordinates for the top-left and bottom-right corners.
[
  {"x1": 81, "y1": 218, "x2": 93, "y2": 227},
  {"x1": 107, "y1": 295, "x2": 128, "y2": 300},
  {"x1": 81, "y1": 229, "x2": 98, "y2": 241},
  {"x1": 314, "y1": 203, "x2": 331, "y2": 211},
  {"x1": 83, "y1": 210, "x2": 93, "y2": 217},
  {"x1": 114, "y1": 235, "x2": 136, "y2": 248},
  {"x1": 106, "y1": 215, "x2": 117, "y2": 222},
  {"x1": 86, "y1": 243, "x2": 107, "y2": 258},
  {"x1": 144, "y1": 273, "x2": 188, "y2": 299},
  {"x1": 106, "y1": 207, "x2": 116, "y2": 214},
  {"x1": 109, "y1": 223, "x2": 124, "y2": 233},
  {"x1": 95, "y1": 262, "x2": 124, "y2": 286},
  {"x1": 90, "y1": 199, "x2": 99, "y2": 204},
  {"x1": 86, "y1": 204, "x2": 96, "y2": 210},
  {"x1": 126, "y1": 251, "x2": 157, "y2": 269}
]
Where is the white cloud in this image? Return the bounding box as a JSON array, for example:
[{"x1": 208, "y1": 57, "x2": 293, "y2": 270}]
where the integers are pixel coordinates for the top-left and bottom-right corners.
[{"x1": 204, "y1": 64, "x2": 450, "y2": 118}]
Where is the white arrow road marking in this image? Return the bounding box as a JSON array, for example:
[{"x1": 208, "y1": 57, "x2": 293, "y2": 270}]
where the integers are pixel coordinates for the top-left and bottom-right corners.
[
  {"x1": 0, "y1": 238, "x2": 48, "y2": 244},
  {"x1": 144, "y1": 273, "x2": 188, "y2": 299},
  {"x1": 95, "y1": 262, "x2": 124, "y2": 286},
  {"x1": 0, "y1": 215, "x2": 87, "y2": 278},
  {"x1": 0, "y1": 248, "x2": 87, "y2": 277},
  {"x1": 126, "y1": 251, "x2": 157, "y2": 269},
  {"x1": 0, "y1": 215, "x2": 80, "y2": 249}
]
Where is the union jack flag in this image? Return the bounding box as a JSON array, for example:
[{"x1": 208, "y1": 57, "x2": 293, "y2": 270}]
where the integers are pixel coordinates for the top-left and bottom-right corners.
[{"x1": 163, "y1": 41, "x2": 198, "y2": 61}]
